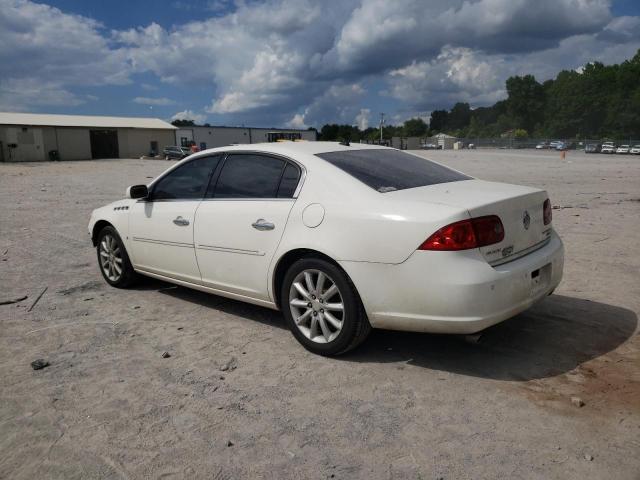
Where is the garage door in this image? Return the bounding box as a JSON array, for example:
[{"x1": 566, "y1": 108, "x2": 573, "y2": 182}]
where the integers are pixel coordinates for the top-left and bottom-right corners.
[{"x1": 90, "y1": 130, "x2": 119, "y2": 159}]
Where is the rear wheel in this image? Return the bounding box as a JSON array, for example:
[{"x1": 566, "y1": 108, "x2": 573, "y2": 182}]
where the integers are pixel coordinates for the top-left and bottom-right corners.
[
  {"x1": 281, "y1": 258, "x2": 370, "y2": 356},
  {"x1": 96, "y1": 226, "x2": 138, "y2": 288}
]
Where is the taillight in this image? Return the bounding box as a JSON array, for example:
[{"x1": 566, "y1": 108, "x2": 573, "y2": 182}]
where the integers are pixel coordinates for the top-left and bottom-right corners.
[
  {"x1": 418, "y1": 216, "x2": 504, "y2": 251},
  {"x1": 543, "y1": 199, "x2": 552, "y2": 225}
]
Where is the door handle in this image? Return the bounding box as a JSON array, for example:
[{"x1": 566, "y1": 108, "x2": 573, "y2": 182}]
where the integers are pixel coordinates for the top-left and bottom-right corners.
[
  {"x1": 252, "y1": 219, "x2": 275, "y2": 231},
  {"x1": 173, "y1": 216, "x2": 190, "y2": 226}
]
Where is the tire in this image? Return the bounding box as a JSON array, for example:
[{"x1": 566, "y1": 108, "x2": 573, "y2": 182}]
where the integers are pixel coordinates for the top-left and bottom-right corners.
[
  {"x1": 96, "y1": 225, "x2": 138, "y2": 288},
  {"x1": 281, "y1": 257, "x2": 371, "y2": 356}
]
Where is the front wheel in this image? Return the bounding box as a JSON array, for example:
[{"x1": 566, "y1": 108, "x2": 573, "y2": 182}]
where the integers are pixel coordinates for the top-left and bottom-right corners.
[
  {"x1": 96, "y1": 226, "x2": 138, "y2": 288},
  {"x1": 281, "y1": 258, "x2": 371, "y2": 356}
]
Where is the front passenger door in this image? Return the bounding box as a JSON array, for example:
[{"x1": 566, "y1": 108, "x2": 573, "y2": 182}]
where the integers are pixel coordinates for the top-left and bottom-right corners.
[{"x1": 129, "y1": 155, "x2": 221, "y2": 283}]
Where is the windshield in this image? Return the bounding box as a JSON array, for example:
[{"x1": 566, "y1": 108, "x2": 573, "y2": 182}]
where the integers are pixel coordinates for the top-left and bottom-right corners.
[{"x1": 316, "y1": 149, "x2": 471, "y2": 193}]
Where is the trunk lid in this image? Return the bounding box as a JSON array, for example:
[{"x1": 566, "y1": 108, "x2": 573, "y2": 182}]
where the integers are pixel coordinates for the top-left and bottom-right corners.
[{"x1": 387, "y1": 179, "x2": 552, "y2": 264}]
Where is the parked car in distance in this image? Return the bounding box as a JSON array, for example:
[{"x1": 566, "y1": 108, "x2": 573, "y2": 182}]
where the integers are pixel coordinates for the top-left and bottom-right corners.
[
  {"x1": 535, "y1": 141, "x2": 550, "y2": 149},
  {"x1": 585, "y1": 143, "x2": 601, "y2": 153},
  {"x1": 601, "y1": 142, "x2": 616, "y2": 154},
  {"x1": 630, "y1": 145, "x2": 640, "y2": 154},
  {"x1": 421, "y1": 143, "x2": 438, "y2": 150},
  {"x1": 616, "y1": 145, "x2": 630, "y2": 154},
  {"x1": 163, "y1": 145, "x2": 191, "y2": 160},
  {"x1": 88, "y1": 142, "x2": 564, "y2": 355}
]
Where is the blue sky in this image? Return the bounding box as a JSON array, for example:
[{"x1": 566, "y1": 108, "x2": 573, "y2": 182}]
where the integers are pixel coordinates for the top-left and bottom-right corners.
[{"x1": 1, "y1": 0, "x2": 639, "y2": 128}]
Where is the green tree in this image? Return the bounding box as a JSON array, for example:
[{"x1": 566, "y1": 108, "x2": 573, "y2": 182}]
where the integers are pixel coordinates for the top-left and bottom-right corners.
[
  {"x1": 447, "y1": 103, "x2": 471, "y2": 131},
  {"x1": 319, "y1": 124, "x2": 361, "y2": 142},
  {"x1": 514, "y1": 128, "x2": 528, "y2": 139},
  {"x1": 402, "y1": 117, "x2": 428, "y2": 137},
  {"x1": 317, "y1": 49, "x2": 640, "y2": 141},
  {"x1": 505, "y1": 75, "x2": 545, "y2": 133},
  {"x1": 429, "y1": 110, "x2": 448, "y2": 132},
  {"x1": 171, "y1": 119, "x2": 196, "y2": 127}
]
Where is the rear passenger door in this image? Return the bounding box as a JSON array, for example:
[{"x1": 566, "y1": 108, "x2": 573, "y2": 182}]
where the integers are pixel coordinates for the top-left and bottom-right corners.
[{"x1": 193, "y1": 153, "x2": 302, "y2": 301}]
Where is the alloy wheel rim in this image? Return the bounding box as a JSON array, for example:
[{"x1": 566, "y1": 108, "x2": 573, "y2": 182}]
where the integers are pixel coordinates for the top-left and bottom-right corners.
[
  {"x1": 289, "y1": 269, "x2": 345, "y2": 344},
  {"x1": 99, "y1": 234, "x2": 123, "y2": 282}
]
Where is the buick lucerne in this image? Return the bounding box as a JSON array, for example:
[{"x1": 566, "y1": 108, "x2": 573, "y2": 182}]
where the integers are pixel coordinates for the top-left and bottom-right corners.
[{"x1": 88, "y1": 143, "x2": 564, "y2": 355}]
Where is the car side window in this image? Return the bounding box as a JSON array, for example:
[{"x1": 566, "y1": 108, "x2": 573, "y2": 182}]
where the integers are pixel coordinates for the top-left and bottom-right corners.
[
  {"x1": 213, "y1": 154, "x2": 288, "y2": 198},
  {"x1": 277, "y1": 163, "x2": 301, "y2": 198},
  {"x1": 152, "y1": 155, "x2": 221, "y2": 200}
]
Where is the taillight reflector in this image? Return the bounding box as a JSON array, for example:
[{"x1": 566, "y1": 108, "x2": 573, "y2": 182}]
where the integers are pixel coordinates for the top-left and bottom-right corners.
[
  {"x1": 543, "y1": 198, "x2": 552, "y2": 225},
  {"x1": 419, "y1": 216, "x2": 504, "y2": 251}
]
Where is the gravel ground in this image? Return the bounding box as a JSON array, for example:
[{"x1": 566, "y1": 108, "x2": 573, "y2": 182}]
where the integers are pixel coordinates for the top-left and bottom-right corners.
[{"x1": 1, "y1": 149, "x2": 639, "y2": 479}]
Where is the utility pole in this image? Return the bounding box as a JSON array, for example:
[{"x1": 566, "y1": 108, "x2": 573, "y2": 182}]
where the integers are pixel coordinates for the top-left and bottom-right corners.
[{"x1": 379, "y1": 113, "x2": 385, "y2": 144}]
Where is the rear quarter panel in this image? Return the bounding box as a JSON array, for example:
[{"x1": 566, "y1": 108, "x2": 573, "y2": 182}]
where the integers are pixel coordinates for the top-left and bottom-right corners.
[{"x1": 271, "y1": 156, "x2": 470, "y2": 266}]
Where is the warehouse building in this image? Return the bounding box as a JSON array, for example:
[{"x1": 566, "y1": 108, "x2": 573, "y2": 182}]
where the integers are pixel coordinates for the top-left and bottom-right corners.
[
  {"x1": 175, "y1": 125, "x2": 316, "y2": 151},
  {"x1": 0, "y1": 112, "x2": 316, "y2": 162},
  {"x1": 0, "y1": 112, "x2": 176, "y2": 162}
]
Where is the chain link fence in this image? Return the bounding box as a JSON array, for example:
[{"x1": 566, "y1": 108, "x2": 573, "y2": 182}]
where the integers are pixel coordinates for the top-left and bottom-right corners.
[{"x1": 387, "y1": 136, "x2": 640, "y2": 151}]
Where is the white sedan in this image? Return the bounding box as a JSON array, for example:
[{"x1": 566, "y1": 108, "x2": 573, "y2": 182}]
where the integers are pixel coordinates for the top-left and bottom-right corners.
[
  {"x1": 88, "y1": 142, "x2": 564, "y2": 355},
  {"x1": 616, "y1": 145, "x2": 630, "y2": 154}
]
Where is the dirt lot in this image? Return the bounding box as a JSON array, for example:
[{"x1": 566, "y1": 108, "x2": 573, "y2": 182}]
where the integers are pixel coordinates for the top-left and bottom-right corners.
[{"x1": 1, "y1": 148, "x2": 639, "y2": 479}]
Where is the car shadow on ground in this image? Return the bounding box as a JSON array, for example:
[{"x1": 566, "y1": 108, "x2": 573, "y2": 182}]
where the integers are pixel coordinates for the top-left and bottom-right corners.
[
  {"x1": 150, "y1": 281, "x2": 287, "y2": 331},
  {"x1": 345, "y1": 294, "x2": 637, "y2": 381},
  {"x1": 150, "y1": 282, "x2": 636, "y2": 381}
]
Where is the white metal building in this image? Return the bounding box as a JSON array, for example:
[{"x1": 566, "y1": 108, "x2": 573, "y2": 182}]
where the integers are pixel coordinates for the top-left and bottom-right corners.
[
  {"x1": 0, "y1": 112, "x2": 177, "y2": 162},
  {"x1": 175, "y1": 125, "x2": 316, "y2": 150}
]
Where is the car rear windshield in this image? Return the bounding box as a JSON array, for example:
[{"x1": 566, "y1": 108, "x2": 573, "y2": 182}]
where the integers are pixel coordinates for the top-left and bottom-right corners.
[{"x1": 316, "y1": 149, "x2": 471, "y2": 193}]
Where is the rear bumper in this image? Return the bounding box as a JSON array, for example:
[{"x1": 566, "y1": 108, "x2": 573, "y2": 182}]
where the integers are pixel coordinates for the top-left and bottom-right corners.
[{"x1": 340, "y1": 230, "x2": 564, "y2": 334}]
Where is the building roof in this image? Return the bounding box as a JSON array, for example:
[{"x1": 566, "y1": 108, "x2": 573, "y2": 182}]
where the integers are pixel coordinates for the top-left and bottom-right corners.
[
  {"x1": 180, "y1": 124, "x2": 312, "y2": 132},
  {"x1": 0, "y1": 112, "x2": 177, "y2": 129},
  {"x1": 433, "y1": 133, "x2": 457, "y2": 138}
]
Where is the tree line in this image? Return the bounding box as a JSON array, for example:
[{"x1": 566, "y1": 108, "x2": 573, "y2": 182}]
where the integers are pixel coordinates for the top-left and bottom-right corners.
[{"x1": 319, "y1": 49, "x2": 640, "y2": 141}]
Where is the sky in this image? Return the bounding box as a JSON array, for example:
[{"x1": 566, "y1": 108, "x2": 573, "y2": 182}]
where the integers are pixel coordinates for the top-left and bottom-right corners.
[{"x1": 1, "y1": 0, "x2": 639, "y2": 129}]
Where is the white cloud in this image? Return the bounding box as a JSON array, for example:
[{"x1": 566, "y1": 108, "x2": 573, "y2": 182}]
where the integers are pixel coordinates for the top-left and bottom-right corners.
[
  {"x1": 388, "y1": 47, "x2": 505, "y2": 108},
  {"x1": 0, "y1": 0, "x2": 638, "y2": 125},
  {"x1": 286, "y1": 113, "x2": 307, "y2": 129},
  {"x1": 207, "y1": 48, "x2": 308, "y2": 113},
  {"x1": 333, "y1": 0, "x2": 612, "y2": 72},
  {"x1": 0, "y1": 0, "x2": 131, "y2": 86},
  {"x1": 133, "y1": 97, "x2": 176, "y2": 106},
  {"x1": 296, "y1": 84, "x2": 367, "y2": 127},
  {"x1": 355, "y1": 108, "x2": 370, "y2": 130},
  {"x1": 0, "y1": 78, "x2": 85, "y2": 111},
  {"x1": 171, "y1": 109, "x2": 207, "y2": 124},
  {"x1": 0, "y1": 0, "x2": 131, "y2": 110},
  {"x1": 386, "y1": 24, "x2": 640, "y2": 112}
]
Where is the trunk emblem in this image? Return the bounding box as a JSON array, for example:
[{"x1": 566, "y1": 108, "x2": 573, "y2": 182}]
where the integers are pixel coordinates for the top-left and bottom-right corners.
[{"x1": 523, "y1": 210, "x2": 531, "y2": 230}]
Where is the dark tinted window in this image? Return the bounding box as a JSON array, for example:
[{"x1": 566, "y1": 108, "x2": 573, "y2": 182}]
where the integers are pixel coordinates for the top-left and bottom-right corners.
[
  {"x1": 214, "y1": 154, "x2": 285, "y2": 198},
  {"x1": 316, "y1": 149, "x2": 471, "y2": 192},
  {"x1": 277, "y1": 163, "x2": 301, "y2": 198},
  {"x1": 152, "y1": 155, "x2": 221, "y2": 200}
]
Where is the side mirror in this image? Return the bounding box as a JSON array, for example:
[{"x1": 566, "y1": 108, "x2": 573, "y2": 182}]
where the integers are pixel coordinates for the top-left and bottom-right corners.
[{"x1": 126, "y1": 184, "x2": 148, "y2": 199}]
